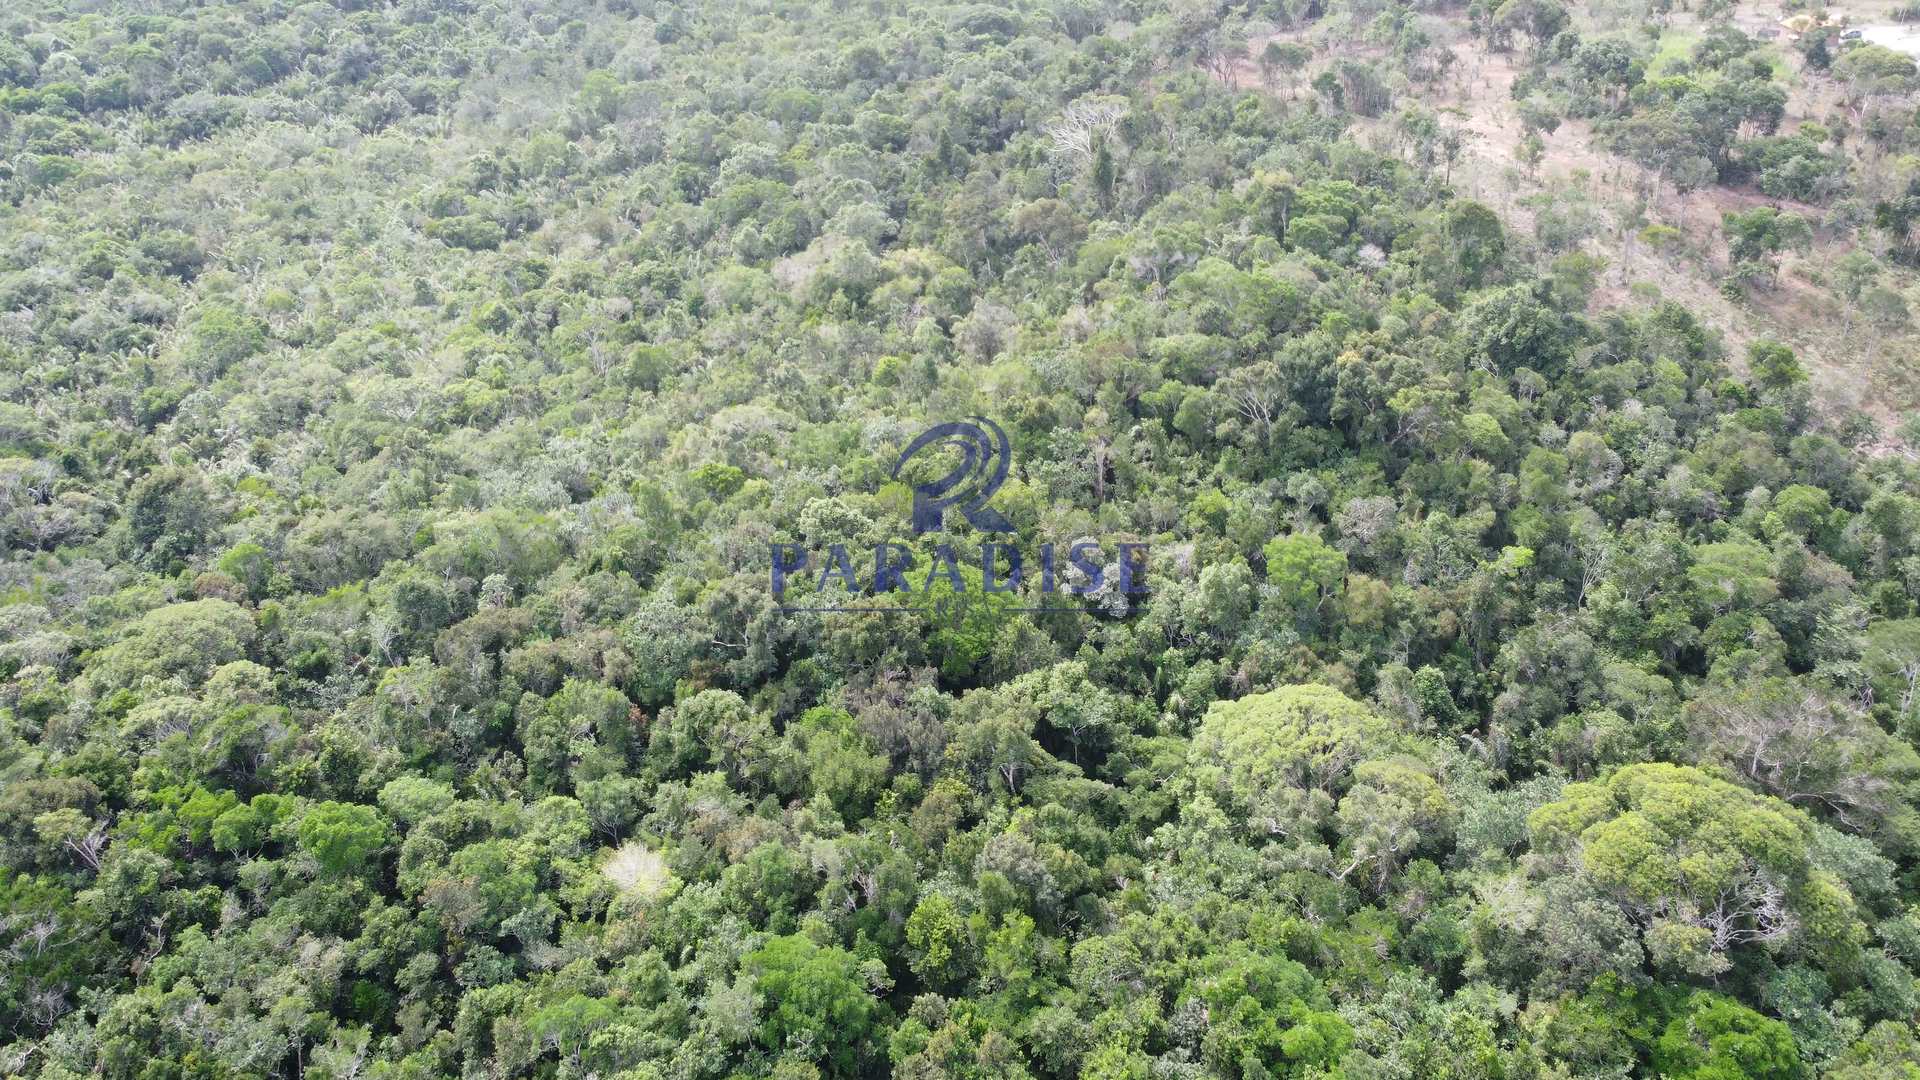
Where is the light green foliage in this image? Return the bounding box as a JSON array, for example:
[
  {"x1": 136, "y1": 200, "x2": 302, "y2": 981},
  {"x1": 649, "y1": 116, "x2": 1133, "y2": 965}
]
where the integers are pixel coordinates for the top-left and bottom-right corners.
[
  {"x1": 376, "y1": 777, "x2": 455, "y2": 826},
  {"x1": 1824, "y1": 1020, "x2": 1920, "y2": 1079},
  {"x1": 1194, "y1": 684, "x2": 1404, "y2": 834},
  {"x1": 1262, "y1": 533, "x2": 1348, "y2": 612},
  {"x1": 1864, "y1": 619, "x2": 1920, "y2": 718},
  {"x1": 651, "y1": 688, "x2": 774, "y2": 788},
  {"x1": 1531, "y1": 763, "x2": 1863, "y2": 976},
  {"x1": 4, "y1": 0, "x2": 1920, "y2": 1075},
  {"x1": 1183, "y1": 949, "x2": 1350, "y2": 1077},
  {"x1": 743, "y1": 934, "x2": 885, "y2": 1076},
  {"x1": 1334, "y1": 757, "x2": 1455, "y2": 889},
  {"x1": 1835, "y1": 44, "x2": 1920, "y2": 96},
  {"x1": 1746, "y1": 339, "x2": 1805, "y2": 391},
  {"x1": 905, "y1": 892, "x2": 966, "y2": 986},
  {"x1": 296, "y1": 801, "x2": 391, "y2": 877},
  {"x1": 1687, "y1": 539, "x2": 1778, "y2": 614},
  {"x1": 87, "y1": 599, "x2": 255, "y2": 691},
  {"x1": 183, "y1": 304, "x2": 267, "y2": 377},
  {"x1": 1651, "y1": 992, "x2": 1802, "y2": 1080}
]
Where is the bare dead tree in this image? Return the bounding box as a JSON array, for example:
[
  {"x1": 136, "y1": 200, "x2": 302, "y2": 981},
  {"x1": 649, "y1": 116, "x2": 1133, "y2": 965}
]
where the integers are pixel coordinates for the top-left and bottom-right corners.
[
  {"x1": 66, "y1": 823, "x2": 108, "y2": 872},
  {"x1": 1689, "y1": 682, "x2": 1894, "y2": 833},
  {"x1": 1046, "y1": 99, "x2": 1126, "y2": 162},
  {"x1": 1702, "y1": 870, "x2": 1796, "y2": 954}
]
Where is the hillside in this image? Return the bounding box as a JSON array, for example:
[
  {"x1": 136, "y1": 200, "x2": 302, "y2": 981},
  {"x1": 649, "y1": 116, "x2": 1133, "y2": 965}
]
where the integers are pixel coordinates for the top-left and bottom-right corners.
[
  {"x1": 1228, "y1": 0, "x2": 1920, "y2": 430},
  {"x1": 5, "y1": 1, "x2": 1920, "y2": 1078}
]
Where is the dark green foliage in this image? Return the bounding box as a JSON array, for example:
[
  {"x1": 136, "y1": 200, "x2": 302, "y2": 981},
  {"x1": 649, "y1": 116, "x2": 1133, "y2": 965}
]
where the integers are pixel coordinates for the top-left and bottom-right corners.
[{"x1": 3, "y1": 0, "x2": 1920, "y2": 1077}]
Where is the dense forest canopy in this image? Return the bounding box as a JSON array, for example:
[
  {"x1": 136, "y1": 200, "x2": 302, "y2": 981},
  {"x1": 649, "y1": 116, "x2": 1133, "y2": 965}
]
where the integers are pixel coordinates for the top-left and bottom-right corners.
[{"x1": 7, "y1": 0, "x2": 1920, "y2": 1077}]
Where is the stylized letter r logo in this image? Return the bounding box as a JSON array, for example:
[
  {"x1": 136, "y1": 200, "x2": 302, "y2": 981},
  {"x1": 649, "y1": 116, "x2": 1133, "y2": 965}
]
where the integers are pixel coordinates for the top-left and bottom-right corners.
[{"x1": 893, "y1": 417, "x2": 1016, "y2": 535}]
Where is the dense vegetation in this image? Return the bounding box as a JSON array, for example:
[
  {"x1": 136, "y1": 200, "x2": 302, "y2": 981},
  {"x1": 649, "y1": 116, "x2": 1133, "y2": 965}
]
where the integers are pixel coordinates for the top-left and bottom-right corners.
[{"x1": 6, "y1": 0, "x2": 1920, "y2": 1077}]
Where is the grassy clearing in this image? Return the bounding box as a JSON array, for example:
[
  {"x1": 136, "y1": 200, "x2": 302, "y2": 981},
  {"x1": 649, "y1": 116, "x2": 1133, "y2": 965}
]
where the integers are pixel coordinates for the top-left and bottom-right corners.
[{"x1": 1647, "y1": 30, "x2": 1700, "y2": 75}]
